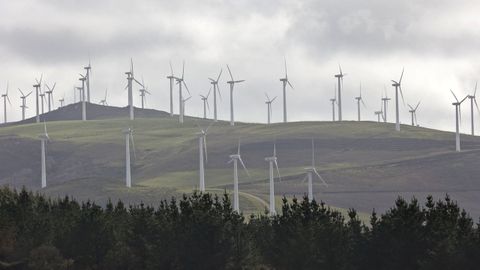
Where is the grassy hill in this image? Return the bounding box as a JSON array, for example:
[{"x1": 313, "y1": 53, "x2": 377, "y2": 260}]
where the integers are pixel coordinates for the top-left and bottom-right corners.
[{"x1": 1, "y1": 103, "x2": 480, "y2": 218}]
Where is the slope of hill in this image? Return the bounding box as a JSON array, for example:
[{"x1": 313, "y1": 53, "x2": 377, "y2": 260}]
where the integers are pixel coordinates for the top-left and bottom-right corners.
[{"x1": 1, "y1": 103, "x2": 480, "y2": 217}]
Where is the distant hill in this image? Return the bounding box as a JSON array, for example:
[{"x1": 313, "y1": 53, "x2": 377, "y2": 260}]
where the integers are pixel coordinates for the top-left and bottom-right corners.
[{"x1": 1, "y1": 102, "x2": 480, "y2": 217}]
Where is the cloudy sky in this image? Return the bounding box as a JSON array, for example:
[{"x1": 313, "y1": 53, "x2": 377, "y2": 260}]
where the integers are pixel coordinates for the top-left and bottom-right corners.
[{"x1": 1, "y1": 0, "x2": 480, "y2": 132}]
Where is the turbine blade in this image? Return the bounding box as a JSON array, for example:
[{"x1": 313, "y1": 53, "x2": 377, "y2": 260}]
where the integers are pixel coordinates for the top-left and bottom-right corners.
[
  {"x1": 217, "y1": 69, "x2": 222, "y2": 82},
  {"x1": 238, "y1": 157, "x2": 250, "y2": 177},
  {"x1": 313, "y1": 168, "x2": 328, "y2": 187},
  {"x1": 130, "y1": 132, "x2": 136, "y2": 160},
  {"x1": 227, "y1": 65, "x2": 234, "y2": 81},
  {"x1": 203, "y1": 135, "x2": 208, "y2": 163},
  {"x1": 274, "y1": 160, "x2": 281, "y2": 181},
  {"x1": 399, "y1": 68, "x2": 404, "y2": 84},
  {"x1": 169, "y1": 61, "x2": 174, "y2": 76},
  {"x1": 415, "y1": 101, "x2": 421, "y2": 111},
  {"x1": 451, "y1": 89, "x2": 459, "y2": 102}
]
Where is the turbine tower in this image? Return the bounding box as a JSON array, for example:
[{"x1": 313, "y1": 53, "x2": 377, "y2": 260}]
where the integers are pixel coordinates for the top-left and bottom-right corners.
[
  {"x1": 79, "y1": 74, "x2": 87, "y2": 121},
  {"x1": 209, "y1": 69, "x2": 222, "y2": 122},
  {"x1": 18, "y1": 89, "x2": 32, "y2": 120},
  {"x1": 467, "y1": 82, "x2": 479, "y2": 135},
  {"x1": 279, "y1": 58, "x2": 294, "y2": 123},
  {"x1": 180, "y1": 96, "x2": 191, "y2": 123},
  {"x1": 391, "y1": 68, "x2": 405, "y2": 131},
  {"x1": 1, "y1": 83, "x2": 11, "y2": 124},
  {"x1": 334, "y1": 65, "x2": 346, "y2": 121},
  {"x1": 226, "y1": 65, "x2": 245, "y2": 126},
  {"x1": 199, "y1": 88, "x2": 211, "y2": 119},
  {"x1": 125, "y1": 59, "x2": 143, "y2": 120},
  {"x1": 39, "y1": 122, "x2": 50, "y2": 188},
  {"x1": 123, "y1": 128, "x2": 135, "y2": 188},
  {"x1": 304, "y1": 139, "x2": 328, "y2": 202},
  {"x1": 167, "y1": 62, "x2": 175, "y2": 117},
  {"x1": 354, "y1": 84, "x2": 366, "y2": 121},
  {"x1": 408, "y1": 101, "x2": 421, "y2": 126},
  {"x1": 84, "y1": 60, "x2": 91, "y2": 103},
  {"x1": 99, "y1": 88, "x2": 108, "y2": 106},
  {"x1": 330, "y1": 84, "x2": 337, "y2": 121},
  {"x1": 381, "y1": 88, "x2": 391, "y2": 123},
  {"x1": 33, "y1": 76, "x2": 42, "y2": 123},
  {"x1": 138, "y1": 78, "x2": 150, "y2": 109},
  {"x1": 197, "y1": 122, "x2": 214, "y2": 192},
  {"x1": 39, "y1": 90, "x2": 46, "y2": 115},
  {"x1": 265, "y1": 143, "x2": 281, "y2": 215},
  {"x1": 265, "y1": 93, "x2": 277, "y2": 125},
  {"x1": 228, "y1": 141, "x2": 249, "y2": 212},
  {"x1": 45, "y1": 82, "x2": 56, "y2": 112},
  {"x1": 175, "y1": 61, "x2": 190, "y2": 124},
  {"x1": 451, "y1": 90, "x2": 468, "y2": 152}
]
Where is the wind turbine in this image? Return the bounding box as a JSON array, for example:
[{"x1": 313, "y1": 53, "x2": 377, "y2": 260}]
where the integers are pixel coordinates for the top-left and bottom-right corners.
[
  {"x1": 33, "y1": 76, "x2": 42, "y2": 123},
  {"x1": 58, "y1": 94, "x2": 65, "y2": 108},
  {"x1": 226, "y1": 65, "x2": 245, "y2": 126},
  {"x1": 334, "y1": 65, "x2": 346, "y2": 121},
  {"x1": 167, "y1": 62, "x2": 175, "y2": 117},
  {"x1": 265, "y1": 143, "x2": 281, "y2": 215},
  {"x1": 199, "y1": 88, "x2": 211, "y2": 119},
  {"x1": 180, "y1": 96, "x2": 191, "y2": 123},
  {"x1": 1, "y1": 82, "x2": 11, "y2": 123},
  {"x1": 467, "y1": 82, "x2": 479, "y2": 135},
  {"x1": 39, "y1": 89, "x2": 46, "y2": 115},
  {"x1": 45, "y1": 82, "x2": 56, "y2": 112},
  {"x1": 391, "y1": 68, "x2": 405, "y2": 131},
  {"x1": 265, "y1": 93, "x2": 277, "y2": 124},
  {"x1": 84, "y1": 60, "x2": 92, "y2": 103},
  {"x1": 209, "y1": 69, "x2": 222, "y2": 122},
  {"x1": 39, "y1": 122, "x2": 50, "y2": 188},
  {"x1": 197, "y1": 122, "x2": 214, "y2": 192},
  {"x1": 18, "y1": 89, "x2": 32, "y2": 120},
  {"x1": 279, "y1": 58, "x2": 294, "y2": 123},
  {"x1": 99, "y1": 88, "x2": 108, "y2": 106},
  {"x1": 228, "y1": 140, "x2": 249, "y2": 212},
  {"x1": 374, "y1": 98, "x2": 384, "y2": 123},
  {"x1": 125, "y1": 59, "x2": 143, "y2": 120},
  {"x1": 303, "y1": 139, "x2": 328, "y2": 202},
  {"x1": 330, "y1": 84, "x2": 337, "y2": 121},
  {"x1": 451, "y1": 90, "x2": 468, "y2": 152},
  {"x1": 123, "y1": 128, "x2": 135, "y2": 188},
  {"x1": 79, "y1": 74, "x2": 87, "y2": 121},
  {"x1": 139, "y1": 78, "x2": 150, "y2": 109},
  {"x1": 175, "y1": 61, "x2": 190, "y2": 124},
  {"x1": 354, "y1": 83, "x2": 366, "y2": 121},
  {"x1": 381, "y1": 88, "x2": 391, "y2": 123},
  {"x1": 408, "y1": 101, "x2": 421, "y2": 126}
]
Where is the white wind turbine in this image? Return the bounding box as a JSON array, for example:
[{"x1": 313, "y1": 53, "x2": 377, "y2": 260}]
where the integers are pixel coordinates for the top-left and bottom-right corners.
[
  {"x1": 381, "y1": 88, "x2": 391, "y2": 123},
  {"x1": 303, "y1": 139, "x2": 328, "y2": 202},
  {"x1": 122, "y1": 128, "x2": 136, "y2": 188},
  {"x1": 58, "y1": 94, "x2": 65, "y2": 108},
  {"x1": 1, "y1": 82, "x2": 11, "y2": 123},
  {"x1": 197, "y1": 122, "x2": 214, "y2": 192},
  {"x1": 334, "y1": 65, "x2": 346, "y2": 121},
  {"x1": 467, "y1": 82, "x2": 479, "y2": 136},
  {"x1": 265, "y1": 143, "x2": 281, "y2": 215},
  {"x1": 84, "y1": 60, "x2": 92, "y2": 103},
  {"x1": 451, "y1": 90, "x2": 468, "y2": 152},
  {"x1": 226, "y1": 65, "x2": 245, "y2": 126},
  {"x1": 200, "y1": 88, "x2": 211, "y2": 119},
  {"x1": 279, "y1": 58, "x2": 294, "y2": 123},
  {"x1": 228, "y1": 140, "x2": 250, "y2": 212},
  {"x1": 265, "y1": 93, "x2": 277, "y2": 125},
  {"x1": 354, "y1": 83, "x2": 366, "y2": 121},
  {"x1": 39, "y1": 122, "x2": 50, "y2": 188},
  {"x1": 18, "y1": 89, "x2": 32, "y2": 121},
  {"x1": 139, "y1": 78, "x2": 150, "y2": 109},
  {"x1": 175, "y1": 61, "x2": 190, "y2": 124},
  {"x1": 33, "y1": 75, "x2": 42, "y2": 123},
  {"x1": 79, "y1": 74, "x2": 87, "y2": 121},
  {"x1": 180, "y1": 96, "x2": 191, "y2": 123},
  {"x1": 125, "y1": 59, "x2": 143, "y2": 120},
  {"x1": 45, "y1": 82, "x2": 56, "y2": 112},
  {"x1": 374, "y1": 98, "x2": 384, "y2": 123},
  {"x1": 391, "y1": 68, "x2": 405, "y2": 131},
  {"x1": 209, "y1": 69, "x2": 222, "y2": 122},
  {"x1": 330, "y1": 84, "x2": 337, "y2": 121},
  {"x1": 99, "y1": 88, "x2": 108, "y2": 106},
  {"x1": 407, "y1": 101, "x2": 421, "y2": 126},
  {"x1": 167, "y1": 62, "x2": 175, "y2": 117}
]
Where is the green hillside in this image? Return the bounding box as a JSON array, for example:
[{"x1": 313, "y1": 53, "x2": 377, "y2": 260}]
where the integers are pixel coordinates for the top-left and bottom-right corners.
[{"x1": 1, "y1": 106, "x2": 480, "y2": 218}]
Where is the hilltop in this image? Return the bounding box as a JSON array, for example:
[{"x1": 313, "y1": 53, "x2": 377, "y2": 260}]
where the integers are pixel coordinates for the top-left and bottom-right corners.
[{"x1": 1, "y1": 103, "x2": 480, "y2": 217}]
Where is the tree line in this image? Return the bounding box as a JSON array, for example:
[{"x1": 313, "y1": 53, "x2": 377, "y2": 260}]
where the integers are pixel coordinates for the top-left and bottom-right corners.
[{"x1": 0, "y1": 186, "x2": 479, "y2": 270}]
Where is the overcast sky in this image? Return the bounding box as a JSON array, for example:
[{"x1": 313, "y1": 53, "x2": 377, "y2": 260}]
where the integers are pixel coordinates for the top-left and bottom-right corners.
[{"x1": 1, "y1": 0, "x2": 480, "y2": 132}]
